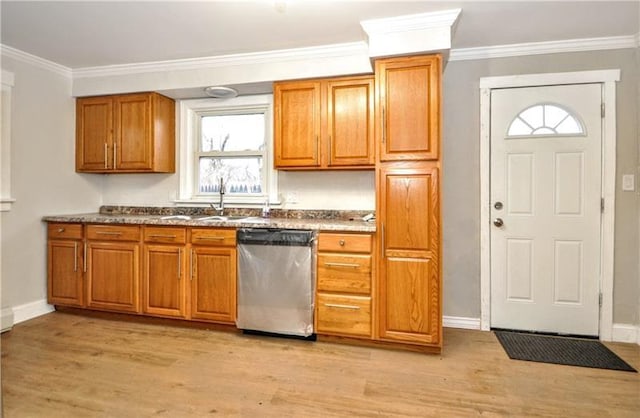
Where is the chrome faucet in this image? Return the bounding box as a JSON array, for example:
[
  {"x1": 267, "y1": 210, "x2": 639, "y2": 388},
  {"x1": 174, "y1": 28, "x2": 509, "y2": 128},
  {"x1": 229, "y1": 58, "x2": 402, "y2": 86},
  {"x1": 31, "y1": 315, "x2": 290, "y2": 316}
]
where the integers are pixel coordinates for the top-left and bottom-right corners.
[{"x1": 210, "y1": 177, "x2": 226, "y2": 215}]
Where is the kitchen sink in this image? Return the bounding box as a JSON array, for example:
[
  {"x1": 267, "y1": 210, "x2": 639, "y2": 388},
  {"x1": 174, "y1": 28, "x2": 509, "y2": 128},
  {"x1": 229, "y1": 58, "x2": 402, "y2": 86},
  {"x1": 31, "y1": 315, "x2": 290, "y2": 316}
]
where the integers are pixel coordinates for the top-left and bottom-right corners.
[
  {"x1": 160, "y1": 215, "x2": 192, "y2": 220},
  {"x1": 199, "y1": 215, "x2": 254, "y2": 222}
]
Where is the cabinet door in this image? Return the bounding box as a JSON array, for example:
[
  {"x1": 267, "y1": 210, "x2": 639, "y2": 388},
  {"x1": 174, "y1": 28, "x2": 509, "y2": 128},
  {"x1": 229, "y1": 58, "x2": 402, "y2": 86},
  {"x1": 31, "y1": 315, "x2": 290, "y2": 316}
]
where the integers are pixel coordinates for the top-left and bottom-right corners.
[
  {"x1": 190, "y1": 246, "x2": 237, "y2": 323},
  {"x1": 143, "y1": 244, "x2": 186, "y2": 318},
  {"x1": 326, "y1": 77, "x2": 375, "y2": 167},
  {"x1": 86, "y1": 242, "x2": 140, "y2": 313},
  {"x1": 274, "y1": 81, "x2": 321, "y2": 168},
  {"x1": 375, "y1": 55, "x2": 441, "y2": 162},
  {"x1": 76, "y1": 96, "x2": 113, "y2": 171},
  {"x1": 114, "y1": 93, "x2": 153, "y2": 171},
  {"x1": 378, "y1": 165, "x2": 441, "y2": 345},
  {"x1": 48, "y1": 240, "x2": 84, "y2": 307}
]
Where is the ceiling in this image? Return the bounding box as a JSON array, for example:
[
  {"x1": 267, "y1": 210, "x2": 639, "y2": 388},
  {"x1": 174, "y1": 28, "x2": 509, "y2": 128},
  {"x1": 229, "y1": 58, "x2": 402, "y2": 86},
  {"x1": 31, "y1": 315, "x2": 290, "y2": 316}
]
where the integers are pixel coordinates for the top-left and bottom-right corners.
[{"x1": 1, "y1": 1, "x2": 638, "y2": 70}]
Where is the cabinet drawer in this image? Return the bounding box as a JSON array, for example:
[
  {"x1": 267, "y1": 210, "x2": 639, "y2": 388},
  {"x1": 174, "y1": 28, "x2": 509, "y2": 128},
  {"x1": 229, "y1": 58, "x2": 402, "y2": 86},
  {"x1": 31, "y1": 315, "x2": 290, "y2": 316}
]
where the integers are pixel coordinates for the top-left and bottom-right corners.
[
  {"x1": 86, "y1": 225, "x2": 141, "y2": 241},
  {"x1": 190, "y1": 228, "x2": 236, "y2": 246},
  {"x1": 144, "y1": 226, "x2": 186, "y2": 244},
  {"x1": 318, "y1": 233, "x2": 372, "y2": 253},
  {"x1": 48, "y1": 223, "x2": 83, "y2": 240},
  {"x1": 316, "y1": 294, "x2": 371, "y2": 337},
  {"x1": 317, "y1": 253, "x2": 371, "y2": 294}
]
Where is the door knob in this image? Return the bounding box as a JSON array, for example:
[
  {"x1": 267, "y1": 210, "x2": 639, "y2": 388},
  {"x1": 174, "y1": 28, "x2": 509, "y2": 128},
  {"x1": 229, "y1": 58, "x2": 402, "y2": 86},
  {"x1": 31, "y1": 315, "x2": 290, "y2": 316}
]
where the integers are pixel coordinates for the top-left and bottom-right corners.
[{"x1": 493, "y1": 218, "x2": 504, "y2": 227}]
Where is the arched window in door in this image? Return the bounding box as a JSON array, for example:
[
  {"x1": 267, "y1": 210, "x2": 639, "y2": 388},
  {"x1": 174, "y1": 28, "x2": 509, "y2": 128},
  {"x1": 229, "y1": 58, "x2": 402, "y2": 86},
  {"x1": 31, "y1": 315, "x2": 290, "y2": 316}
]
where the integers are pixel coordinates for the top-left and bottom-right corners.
[{"x1": 507, "y1": 103, "x2": 585, "y2": 138}]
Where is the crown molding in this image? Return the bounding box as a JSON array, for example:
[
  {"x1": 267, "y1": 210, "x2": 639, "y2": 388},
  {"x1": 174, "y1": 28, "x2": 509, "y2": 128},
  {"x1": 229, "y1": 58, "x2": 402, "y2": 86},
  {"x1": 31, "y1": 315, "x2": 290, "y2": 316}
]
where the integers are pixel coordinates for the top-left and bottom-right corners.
[
  {"x1": 0, "y1": 44, "x2": 71, "y2": 78},
  {"x1": 360, "y1": 8, "x2": 461, "y2": 35},
  {"x1": 73, "y1": 41, "x2": 369, "y2": 78},
  {"x1": 450, "y1": 35, "x2": 639, "y2": 62}
]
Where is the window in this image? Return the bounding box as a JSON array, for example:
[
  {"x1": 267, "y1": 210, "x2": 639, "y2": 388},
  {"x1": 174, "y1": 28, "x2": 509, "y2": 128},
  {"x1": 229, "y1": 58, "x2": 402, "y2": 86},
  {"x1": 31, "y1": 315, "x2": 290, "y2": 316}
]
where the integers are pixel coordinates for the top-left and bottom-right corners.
[
  {"x1": 507, "y1": 103, "x2": 585, "y2": 138},
  {"x1": 178, "y1": 95, "x2": 277, "y2": 205}
]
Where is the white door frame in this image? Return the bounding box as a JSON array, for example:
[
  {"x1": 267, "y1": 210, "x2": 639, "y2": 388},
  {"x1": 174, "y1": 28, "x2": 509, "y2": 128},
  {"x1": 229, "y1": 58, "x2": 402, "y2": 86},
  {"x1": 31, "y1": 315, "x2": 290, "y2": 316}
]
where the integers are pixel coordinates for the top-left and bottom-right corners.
[{"x1": 479, "y1": 69, "x2": 620, "y2": 340}]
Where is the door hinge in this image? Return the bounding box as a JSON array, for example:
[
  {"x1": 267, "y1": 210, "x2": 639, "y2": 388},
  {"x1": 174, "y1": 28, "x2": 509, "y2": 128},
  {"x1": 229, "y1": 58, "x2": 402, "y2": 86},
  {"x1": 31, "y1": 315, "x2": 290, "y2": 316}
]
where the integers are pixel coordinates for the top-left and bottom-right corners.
[
  {"x1": 599, "y1": 293, "x2": 603, "y2": 307},
  {"x1": 601, "y1": 103, "x2": 605, "y2": 118},
  {"x1": 601, "y1": 198, "x2": 605, "y2": 213}
]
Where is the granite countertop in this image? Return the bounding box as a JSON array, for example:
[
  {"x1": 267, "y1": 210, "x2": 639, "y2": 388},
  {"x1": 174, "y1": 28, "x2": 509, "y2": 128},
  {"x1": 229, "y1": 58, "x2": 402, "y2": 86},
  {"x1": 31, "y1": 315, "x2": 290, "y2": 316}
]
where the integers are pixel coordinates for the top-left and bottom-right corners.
[{"x1": 43, "y1": 207, "x2": 376, "y2": 233}]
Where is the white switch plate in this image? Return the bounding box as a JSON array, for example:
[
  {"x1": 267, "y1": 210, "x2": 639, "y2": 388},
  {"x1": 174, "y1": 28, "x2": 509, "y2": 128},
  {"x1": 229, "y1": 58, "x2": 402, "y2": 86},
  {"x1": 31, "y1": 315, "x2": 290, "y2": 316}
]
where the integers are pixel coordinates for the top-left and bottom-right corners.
[{"x1": 622, "y1": 174, "x2": 635, "y2": 191}]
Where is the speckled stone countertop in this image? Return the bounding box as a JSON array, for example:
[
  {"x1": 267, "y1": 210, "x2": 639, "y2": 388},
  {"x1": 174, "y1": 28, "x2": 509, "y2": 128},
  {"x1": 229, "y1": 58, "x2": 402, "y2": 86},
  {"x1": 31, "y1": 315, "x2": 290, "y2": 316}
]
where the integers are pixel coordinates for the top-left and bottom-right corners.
[{"x1": 43, "y1": 206, "x2": 376, "y2": 233}]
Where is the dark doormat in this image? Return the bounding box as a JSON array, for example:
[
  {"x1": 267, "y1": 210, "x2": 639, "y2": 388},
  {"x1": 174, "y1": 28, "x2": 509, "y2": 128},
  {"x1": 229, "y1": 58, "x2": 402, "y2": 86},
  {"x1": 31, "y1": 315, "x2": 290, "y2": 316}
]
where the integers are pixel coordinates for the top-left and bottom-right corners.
[{"x1": 494, "y1": 330, "x2": 637, "y2": 372}]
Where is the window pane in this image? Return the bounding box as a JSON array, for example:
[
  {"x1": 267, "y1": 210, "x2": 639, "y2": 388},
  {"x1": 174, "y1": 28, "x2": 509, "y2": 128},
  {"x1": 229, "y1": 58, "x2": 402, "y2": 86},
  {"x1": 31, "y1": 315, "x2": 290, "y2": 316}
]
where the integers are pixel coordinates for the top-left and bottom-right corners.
[
  {"x1": 201, "y1": 114, "x2": 265, "y2": 152},
  {"x1": 199, "y1": 157, "x2": 263, "y2": 194}
]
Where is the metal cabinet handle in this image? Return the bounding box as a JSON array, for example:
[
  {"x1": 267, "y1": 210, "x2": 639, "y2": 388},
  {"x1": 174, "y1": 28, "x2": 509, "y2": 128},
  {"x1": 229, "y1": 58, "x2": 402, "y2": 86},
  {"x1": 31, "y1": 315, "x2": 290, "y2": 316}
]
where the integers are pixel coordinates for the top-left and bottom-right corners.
[
  {"x1": 83, "y1": 242, "x2": 87, "y2": 273},
  {"x1": 104, "y1": 142, "x2": 108, "y2": 169},
  {"x1": 73, "y1": 242, "x2": 78, "y2": 272},
  {"x1": 324, "y1": 303, "x2": 360, "y2": 310},
  {"x1": 177, "y1": 249, "x2": 181, "y2": 280},
  {"x1": 196, "y1": 236, "x2": 225, "y2": 241},
  {"x1": 381, "y1": 223, "x2": 385, "y2": 259},
  {"x1": 324, "y1": 262, "x2": 360, "y2": 268},
  {"x1": 57, "y1": 227, "x2": 65, "y2": 233},
  {"x1": 149, "y1": 234, "x2": 177, "y2": 239},
  {"x1": 96, "y1": 231, "x2": 123, "y2": 236},
  {"x1": 382, "y1": 106, "x2": 386, "y2": 143},
  {"x1": 190, "y1": 249, "x2": 194, "y2": 280},
  {"x1": 493, "y1": 218, "x2": 504, "y2": 227},
  {"x1": 113, "y1": 141, "x2": 117, "y2": 169}
]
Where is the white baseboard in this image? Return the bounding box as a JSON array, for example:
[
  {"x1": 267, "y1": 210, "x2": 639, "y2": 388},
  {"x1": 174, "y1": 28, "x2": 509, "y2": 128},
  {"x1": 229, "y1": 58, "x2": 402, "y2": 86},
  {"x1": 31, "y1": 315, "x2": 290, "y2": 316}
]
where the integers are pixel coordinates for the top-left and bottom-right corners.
[
  {"x1": 1, "y1": 308, "x2": 14, "y2": 332},
  {"x1": 611, "y1": 323, "x2": 640, "y2": 344},
  {"x1": 443, "y1": 315, "x2": 481, "y2": 330},
  {"x1": 9, "y1": 299, "x2": 55, "y2": 326}
]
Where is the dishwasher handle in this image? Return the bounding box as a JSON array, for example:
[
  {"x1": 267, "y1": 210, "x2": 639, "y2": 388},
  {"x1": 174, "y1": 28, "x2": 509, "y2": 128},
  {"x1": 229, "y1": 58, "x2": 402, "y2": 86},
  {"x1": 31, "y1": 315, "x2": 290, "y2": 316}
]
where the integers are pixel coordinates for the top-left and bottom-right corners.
[{"x1": 237, "y1": 228, "x2": 315, "y2": 247}]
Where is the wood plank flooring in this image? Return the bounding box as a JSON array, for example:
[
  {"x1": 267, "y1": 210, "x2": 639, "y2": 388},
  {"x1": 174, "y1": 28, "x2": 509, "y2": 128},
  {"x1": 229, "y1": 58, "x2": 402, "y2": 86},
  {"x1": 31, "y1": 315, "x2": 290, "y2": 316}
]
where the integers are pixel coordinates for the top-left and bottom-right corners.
[{"x1": 2, "y1": 311, "x2": 638, "y2": 417}]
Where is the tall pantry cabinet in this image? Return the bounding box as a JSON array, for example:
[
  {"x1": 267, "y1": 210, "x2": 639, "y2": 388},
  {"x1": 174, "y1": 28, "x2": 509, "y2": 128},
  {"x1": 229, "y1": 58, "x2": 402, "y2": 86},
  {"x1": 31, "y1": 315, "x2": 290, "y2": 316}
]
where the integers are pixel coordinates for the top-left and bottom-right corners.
[{"x1": 375, "y1": 55, "x2": 442, "y2": 350}]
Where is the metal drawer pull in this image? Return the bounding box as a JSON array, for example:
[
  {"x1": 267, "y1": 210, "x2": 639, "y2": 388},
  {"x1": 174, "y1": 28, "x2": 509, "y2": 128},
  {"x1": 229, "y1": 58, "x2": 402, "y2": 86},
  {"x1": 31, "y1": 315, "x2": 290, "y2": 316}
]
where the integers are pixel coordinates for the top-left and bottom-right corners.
[
  {"x1": 149, "y1": 234, "x2": 177, "y2": 239},
  {"x1": 57, "y1": 227, "x2": 65, "y2": 233},
  {"x1": 324, "y1": 303, "x2": 360, "y2": 310},
  {"x1": 339, "y1": 239, "x2": 345, "y2": 246},
  {"x1": 196, "y1": 236, "x2": 225, "y2": 241},
  {"x1": 96, "y1": 231, "x2": 123, "y2": 236},
  {"x1": 324, "y1": 262, "x2": 360, "y2": 268}
]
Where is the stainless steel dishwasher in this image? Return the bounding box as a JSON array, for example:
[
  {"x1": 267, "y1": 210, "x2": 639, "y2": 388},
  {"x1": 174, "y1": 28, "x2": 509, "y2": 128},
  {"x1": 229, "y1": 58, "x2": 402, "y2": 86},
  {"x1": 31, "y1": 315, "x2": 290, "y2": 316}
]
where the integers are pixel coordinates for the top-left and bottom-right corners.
[{"x1": 236, "y1": 228, "x2": 316, "y2": 338}]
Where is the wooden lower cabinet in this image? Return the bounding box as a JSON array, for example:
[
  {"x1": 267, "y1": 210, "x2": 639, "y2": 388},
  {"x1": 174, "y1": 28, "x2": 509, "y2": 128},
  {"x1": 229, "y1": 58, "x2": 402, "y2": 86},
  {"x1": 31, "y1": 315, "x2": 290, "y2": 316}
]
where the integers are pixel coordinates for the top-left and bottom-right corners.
[
  {"x1": 85, "y1": 225, "x2": 141, "y2": 313},
  {"x1": 86, "y1": 241, "x2": 140, "y2": 313},
  {"x1": 315, "y1": 233, "x2": 374, "y2": 339},
  {"x1": 143, "y1": 244, "x2": 186, "y2": 318},
  {"x1": 142, "y1": 227, "x2": 187, "y2": 318},
  {"x1": 47, "y1": 224, "x2": 84, "y2": 307},
  {"x1": 190, "y1": 229, "x2": 237, "y2": 324},
  {"x1": 377, "y1": 163, "x2": 441, "y2": 348}
]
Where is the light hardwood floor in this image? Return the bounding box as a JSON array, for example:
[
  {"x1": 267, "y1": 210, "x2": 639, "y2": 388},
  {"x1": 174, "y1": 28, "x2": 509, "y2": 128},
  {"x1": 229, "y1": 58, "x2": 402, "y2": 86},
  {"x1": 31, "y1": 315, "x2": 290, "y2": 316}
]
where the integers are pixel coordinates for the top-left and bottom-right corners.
[{"x1": 2, "y1": 311, "x2": 638, "y2": 417}]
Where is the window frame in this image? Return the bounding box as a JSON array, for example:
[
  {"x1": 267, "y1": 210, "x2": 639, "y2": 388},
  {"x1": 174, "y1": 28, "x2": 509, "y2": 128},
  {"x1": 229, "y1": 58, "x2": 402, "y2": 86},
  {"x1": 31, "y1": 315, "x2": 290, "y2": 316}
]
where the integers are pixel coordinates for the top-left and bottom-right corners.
[{"x1": 177, "y1": 95, "x2": 278, "y2": 206}]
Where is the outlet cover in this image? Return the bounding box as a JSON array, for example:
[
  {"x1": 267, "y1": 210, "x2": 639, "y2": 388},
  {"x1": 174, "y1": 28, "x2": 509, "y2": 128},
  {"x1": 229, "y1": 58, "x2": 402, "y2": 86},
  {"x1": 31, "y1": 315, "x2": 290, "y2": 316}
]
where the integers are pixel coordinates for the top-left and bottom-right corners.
[{"x1": 622, "y1": 174, "x2": 635, "y2": 191}]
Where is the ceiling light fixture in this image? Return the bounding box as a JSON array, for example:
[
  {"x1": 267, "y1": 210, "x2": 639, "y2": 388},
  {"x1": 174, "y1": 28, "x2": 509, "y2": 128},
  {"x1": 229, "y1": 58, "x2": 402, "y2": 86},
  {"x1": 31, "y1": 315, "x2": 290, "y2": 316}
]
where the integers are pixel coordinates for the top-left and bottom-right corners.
[{"x1": 204, "y1": 86, "x2": 238, "y2": 99}]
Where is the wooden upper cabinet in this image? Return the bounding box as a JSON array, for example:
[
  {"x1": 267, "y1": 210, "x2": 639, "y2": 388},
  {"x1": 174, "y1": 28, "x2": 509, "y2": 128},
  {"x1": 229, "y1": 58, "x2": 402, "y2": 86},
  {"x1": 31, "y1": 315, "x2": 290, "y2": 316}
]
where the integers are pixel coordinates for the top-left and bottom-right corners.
[
  {"x1": 375, "y1": 55, "x2": 441, "y2": 162},
  {"x1": 274, "y1": 75, "x2": 374, "y2": 169},
  {"x1": 76, "y1": 92, "x2": 175, "y2": 173},
  {"x1": 326, "y1": 77, "x2": 375, "y2": 167},
  {"x1": 274, "y1": 81, "x2": 321, "y2": 168}
]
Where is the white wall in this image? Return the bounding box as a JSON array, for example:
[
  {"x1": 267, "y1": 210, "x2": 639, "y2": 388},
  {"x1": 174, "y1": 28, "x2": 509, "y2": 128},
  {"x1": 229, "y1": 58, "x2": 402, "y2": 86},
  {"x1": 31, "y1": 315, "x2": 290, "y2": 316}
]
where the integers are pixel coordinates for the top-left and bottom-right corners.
[
  {"x1": 0, "y1": 54, "x2": 102, "y2": 321},
  {"x1": 99, "y1": 170, "x2": 376, "y2": 211}
]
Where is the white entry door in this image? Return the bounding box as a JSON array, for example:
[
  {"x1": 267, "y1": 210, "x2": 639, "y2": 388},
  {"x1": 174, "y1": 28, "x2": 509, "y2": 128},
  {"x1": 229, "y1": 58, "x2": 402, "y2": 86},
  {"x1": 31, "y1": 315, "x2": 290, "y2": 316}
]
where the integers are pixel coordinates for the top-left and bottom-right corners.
[{"x1": 490, "y1": 84, "x2": 602, "y2": 336}]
